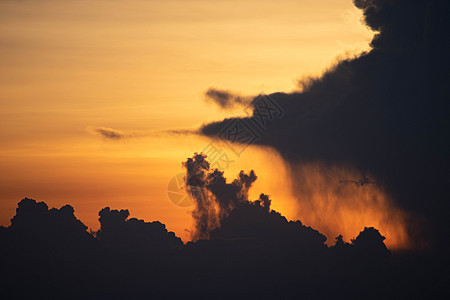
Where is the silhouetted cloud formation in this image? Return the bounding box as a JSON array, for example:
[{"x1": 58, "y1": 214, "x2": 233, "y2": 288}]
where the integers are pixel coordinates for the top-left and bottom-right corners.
[
  {"x1": 97, "y1": 207, "x2": 182, "y2": 249},
  {"x1": 6, "y1": 198, "x2": 94, "y2": 247},
  {"x1": 200, "y1": 0, "x2": 450, "y2": 249},
  {"x1": 210, "y1": 201, "x2": 327, "y2": 255},
  {"x1": 183, "y1": 153, "x2": 257, "y2": 240},
  {"x1": 1, "y1": 189, "x2": 446, "y2": 298}
]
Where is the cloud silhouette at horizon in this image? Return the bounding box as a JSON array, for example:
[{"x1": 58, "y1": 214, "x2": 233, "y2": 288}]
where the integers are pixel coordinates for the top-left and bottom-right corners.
[{"x1": 1, "y1": 192, "x2": 443, "y2": 298}]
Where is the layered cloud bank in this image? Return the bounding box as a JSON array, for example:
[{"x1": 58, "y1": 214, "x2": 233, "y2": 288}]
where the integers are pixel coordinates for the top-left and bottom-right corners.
[
  {"x1": 1, "y1": 153, "x2": 447, "y2": 297},
  {"x1": 200, "y1": 0, "x2": 450, "y2": 250}
]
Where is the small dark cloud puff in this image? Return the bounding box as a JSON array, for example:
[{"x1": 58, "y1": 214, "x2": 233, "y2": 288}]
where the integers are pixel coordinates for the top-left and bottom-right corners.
[{"x1": 205, "y1": 88, "x2": 252, "y2": 110}]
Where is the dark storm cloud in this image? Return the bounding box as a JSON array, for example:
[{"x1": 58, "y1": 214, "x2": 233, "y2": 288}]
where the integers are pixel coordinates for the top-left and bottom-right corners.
[{"x1": 200, "y1": 0, "x2": 450, "y2": 249}]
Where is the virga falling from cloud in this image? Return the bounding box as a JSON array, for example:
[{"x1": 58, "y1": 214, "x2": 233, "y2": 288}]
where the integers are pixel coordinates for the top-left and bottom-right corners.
[{"x1": 290, "y1": 162, "x2": 410, "y2": 249}]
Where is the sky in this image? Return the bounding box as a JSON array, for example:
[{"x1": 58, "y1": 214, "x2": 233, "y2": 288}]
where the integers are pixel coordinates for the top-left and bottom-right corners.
[{"x1": 0, "y1": 0, "x2": 373, "y2": 242}]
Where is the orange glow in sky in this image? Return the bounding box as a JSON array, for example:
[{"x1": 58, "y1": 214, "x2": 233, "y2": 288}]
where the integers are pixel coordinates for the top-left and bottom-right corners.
[{"x1": 0, "y1": 0, "x2": 378, "y2": 244}]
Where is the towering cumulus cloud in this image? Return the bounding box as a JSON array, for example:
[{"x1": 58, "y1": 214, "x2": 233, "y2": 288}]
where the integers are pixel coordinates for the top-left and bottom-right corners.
[
  {"x1": 200, "y1": 0, "x2": 450, "y2": 249},
  {"x1": 183, "y1": 153, "x2": 257, "y2": 240}
]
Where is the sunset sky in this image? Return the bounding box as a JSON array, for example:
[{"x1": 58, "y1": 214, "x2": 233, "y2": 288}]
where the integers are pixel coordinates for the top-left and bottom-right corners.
[{"x1": 0, "y1": 0, "x2": 374, "y2": 242}]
